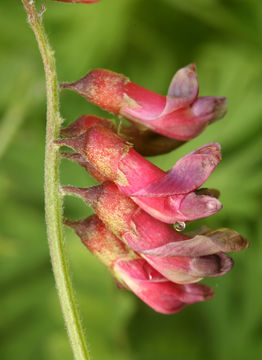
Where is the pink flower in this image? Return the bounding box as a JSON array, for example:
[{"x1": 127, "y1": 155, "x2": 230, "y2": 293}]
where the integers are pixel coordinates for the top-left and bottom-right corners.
[
  {"x1": 62, "y1": 182, "x2": 248, "y2": 284},
  {"x1": 65, "y1": 214, "x2": 215, "y2": 314},
  {"x1": 61, "y1": 64, "x2": 227, "y2": 141},
  {"x1": 58, "y1": 116, "x2": 222, "y2": 223}
]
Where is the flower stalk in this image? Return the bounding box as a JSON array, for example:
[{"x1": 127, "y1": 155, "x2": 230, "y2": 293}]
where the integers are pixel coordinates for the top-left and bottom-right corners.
[{"x1": 21, "y1": 1, "x2": 90, "y2": 359}]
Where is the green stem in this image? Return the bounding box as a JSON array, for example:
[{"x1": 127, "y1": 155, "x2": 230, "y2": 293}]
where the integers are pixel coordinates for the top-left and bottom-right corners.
[{"x1": 20, "y1": 1, "x2": 90, "y2": 359}]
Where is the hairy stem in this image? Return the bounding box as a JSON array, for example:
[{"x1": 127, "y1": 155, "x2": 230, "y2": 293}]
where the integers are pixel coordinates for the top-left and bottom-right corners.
[{"x1": 21, "y1": 1, "x2": 90, "y2": 359}]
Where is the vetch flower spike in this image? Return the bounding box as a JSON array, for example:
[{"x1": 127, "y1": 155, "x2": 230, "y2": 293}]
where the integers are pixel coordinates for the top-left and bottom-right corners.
[
  {"x1": 62, "y1": 182, "x2": 235, "y2": 284},
  {"x1": 61, "y1": 64, "x2": 227, "y2": 141},
  {"x1": 65, "y1": 214, "x2": 215, "y2": 314},
  {"x1": 58, "y1": 121, "x2": 222, "y2": 223}
]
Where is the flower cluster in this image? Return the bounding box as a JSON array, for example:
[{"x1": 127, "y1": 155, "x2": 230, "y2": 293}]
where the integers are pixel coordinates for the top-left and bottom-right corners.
[{"x1": 59, "y1": 65, "x2": 248, "y2": 314}]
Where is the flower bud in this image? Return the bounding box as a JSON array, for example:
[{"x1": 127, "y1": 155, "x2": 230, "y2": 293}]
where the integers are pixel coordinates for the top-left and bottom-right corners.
[
  {"x1": 58, "y1": 122, "x2": 222, "y2": 223},
  {"x1": 61, "y1": 64, "x2": 227, "y2": 140},
  {"x1": 62, "y1": 182, "x2": 236, "y2": 284}
]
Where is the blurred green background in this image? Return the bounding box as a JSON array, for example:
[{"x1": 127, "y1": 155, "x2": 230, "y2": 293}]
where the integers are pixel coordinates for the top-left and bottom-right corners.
[{"x1": 1, "y1": 0, "x2": 262, "y2": 359}]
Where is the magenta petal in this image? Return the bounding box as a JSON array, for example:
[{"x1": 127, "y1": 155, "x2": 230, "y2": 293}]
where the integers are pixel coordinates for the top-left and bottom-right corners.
[
  {"x1": 132, "y1": 143, "x2": 221, "y2": 197},
  {"x1": 122, "y1": 82, "x2": 166, "y2": 120},
  {"x1": 115, "y1": 258, "x2": 213, "y2": 314},
  {"x1": 162, "y1": 64, "x2": 199, "y2": 114},
  {"x1": 142, "y1": 228, "x2": 248, "y2": 257},
  {"x1": 130, "y1": 192, "x2": 222, "y2": 224},
  {"x1": 142, "y1": 255, "x2": 204, "y2": 284},
  {"x1": 176, "y1": 192, "x2": 222, "y2": 221},
  {"x1": 114, "y1": 259, "x2": 185, "y2": 314},
  {"x1": 167, "y1": 64, "x2": 198, "y2": 99},
  {"x1": 122, "y1": 64, "x2": 199, "y2": 121},
  {"x1": 141, "y1": 236, "x2": 223, "y2": 257},
  {"x1": 127, "y1": 208, "x2": 186, "y2": 251},
  {"x1": 122, "y1": 227, "x2": 233, "y2": 284},
  {"x1": 182, "y1": 283, "x2": 214, "y2": 303},
  {"x1": 143, "y1": 252, "x2": 233, "y2": 284},
  {"x1": 191, "y1": 96, "x2": 227, "y2": 123}
]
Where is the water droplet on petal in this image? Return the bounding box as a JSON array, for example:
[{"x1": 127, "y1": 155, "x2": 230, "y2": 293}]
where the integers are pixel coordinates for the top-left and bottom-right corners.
[
  {"x1": 175, "y1": 221, "x2": 186, "y2": 231},
  {"x1": 142, "y1": 261, "x2": 161, "y2": 281}
]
